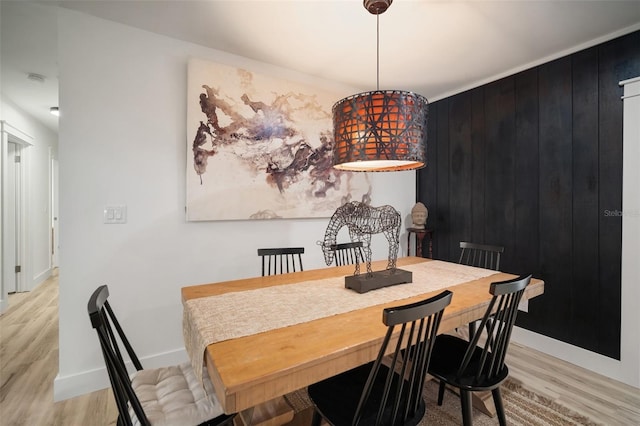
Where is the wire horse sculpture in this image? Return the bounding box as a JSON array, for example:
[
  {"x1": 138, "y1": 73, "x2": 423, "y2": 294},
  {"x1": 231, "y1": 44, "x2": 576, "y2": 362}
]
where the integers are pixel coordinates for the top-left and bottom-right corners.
[{"x1": 319, "y1": 201, "x2": 401, "y2": 276}]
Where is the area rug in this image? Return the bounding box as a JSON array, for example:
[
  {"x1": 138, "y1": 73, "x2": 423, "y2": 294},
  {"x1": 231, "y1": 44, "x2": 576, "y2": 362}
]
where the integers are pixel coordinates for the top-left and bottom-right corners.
[{"x1": 284, "y1": 379, "x2": 602, "y2": 426}]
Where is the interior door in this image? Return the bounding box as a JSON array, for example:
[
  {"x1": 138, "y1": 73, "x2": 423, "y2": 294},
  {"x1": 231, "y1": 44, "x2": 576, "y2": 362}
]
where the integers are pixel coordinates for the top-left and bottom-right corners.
[
  {"x1": 3, "y1": 142, "x2": 20, "y2": 293},
  {"x1": 52, "y1": 157, "x2": 59, "y2": 267}
]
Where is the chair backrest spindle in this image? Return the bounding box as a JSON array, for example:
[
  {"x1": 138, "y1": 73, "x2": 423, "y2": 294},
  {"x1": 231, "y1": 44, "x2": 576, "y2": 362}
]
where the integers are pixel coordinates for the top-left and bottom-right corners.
[
  {"x1": 456, "y1": 275, "x2": 530, "y2": 382},
  {"x1": 458, "y1": 241, "x2": 504, "y2": 271},
  {"x1": 257, "y1": 247, "x2": 304, "y2": 276},
  {"x1": 353, "y1": 290, "x2": 453, "y2": 426},
  {"x1": 329, "y1": 241, "x2": 364, "y2": 267}
]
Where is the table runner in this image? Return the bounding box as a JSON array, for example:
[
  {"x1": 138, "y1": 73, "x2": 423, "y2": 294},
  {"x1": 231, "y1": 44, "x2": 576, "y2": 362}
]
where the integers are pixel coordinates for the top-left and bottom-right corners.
[{"x1": 182, "y1": 260, "x2": 498, "y2": 385}]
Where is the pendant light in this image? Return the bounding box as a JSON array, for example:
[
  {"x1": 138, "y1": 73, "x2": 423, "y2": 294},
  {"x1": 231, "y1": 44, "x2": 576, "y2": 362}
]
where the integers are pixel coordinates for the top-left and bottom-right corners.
[{"x1": 332, "y1": 0, "x2": 428, "y2": 172}]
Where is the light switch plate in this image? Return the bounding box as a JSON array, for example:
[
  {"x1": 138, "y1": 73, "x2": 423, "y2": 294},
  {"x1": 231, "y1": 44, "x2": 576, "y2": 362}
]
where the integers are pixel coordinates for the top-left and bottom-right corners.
[{"x1": 104, "y1": 205, "x2": 127, "y2": 224}]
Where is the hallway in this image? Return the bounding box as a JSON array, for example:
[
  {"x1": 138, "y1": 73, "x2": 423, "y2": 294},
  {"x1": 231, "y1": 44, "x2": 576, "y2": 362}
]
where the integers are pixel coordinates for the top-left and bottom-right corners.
[{"x1": 0, "y1": 271, "x2": 117, "y2": 425}]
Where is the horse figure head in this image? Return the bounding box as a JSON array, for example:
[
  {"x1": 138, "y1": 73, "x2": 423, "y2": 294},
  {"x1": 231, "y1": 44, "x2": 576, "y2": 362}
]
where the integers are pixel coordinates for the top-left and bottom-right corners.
[{"x1": 317, "y1": 240, "x2": 334, "y2": 266}]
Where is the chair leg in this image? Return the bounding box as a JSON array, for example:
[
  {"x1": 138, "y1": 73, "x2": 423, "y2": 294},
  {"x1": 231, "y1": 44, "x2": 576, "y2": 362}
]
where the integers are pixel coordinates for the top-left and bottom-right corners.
[
  {"x1": 437, "y1": 380, "x2": 446, "y2": 405},
  {"x1": 492, "y1": 387, "x2": 507, "y2": 426},
  {"x1": 311, "y1": 410, "x2": 323, "y2": 426},
  {"x1": 468, "y1": 321, "x2": 476, "y2": 341},
  {"x1": 460, "y1": 390, "x2": 473, "y2": 426}
]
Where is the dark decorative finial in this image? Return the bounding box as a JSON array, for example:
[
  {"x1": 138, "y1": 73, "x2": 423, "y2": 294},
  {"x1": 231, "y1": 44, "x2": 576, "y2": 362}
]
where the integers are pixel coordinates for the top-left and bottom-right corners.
[{"x1": 363, "y1": 0, "x2": 392, "y2": 15}]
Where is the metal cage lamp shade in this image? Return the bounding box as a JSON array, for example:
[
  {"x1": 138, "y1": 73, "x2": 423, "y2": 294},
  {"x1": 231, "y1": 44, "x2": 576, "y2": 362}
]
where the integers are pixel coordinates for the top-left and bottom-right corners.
[
  {"x1": 332, "y1": 0, "x2": 429, "y2": 172},
  {"x1": 333, "y1": 90, "x2": 428, "y2": 171}
]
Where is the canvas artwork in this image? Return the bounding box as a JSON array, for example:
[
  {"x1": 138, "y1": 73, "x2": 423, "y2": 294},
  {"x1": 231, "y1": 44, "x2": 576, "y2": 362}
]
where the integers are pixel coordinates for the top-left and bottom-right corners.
[{"x1": 186, "y1": 58, "x2": 372, "y2": 221}]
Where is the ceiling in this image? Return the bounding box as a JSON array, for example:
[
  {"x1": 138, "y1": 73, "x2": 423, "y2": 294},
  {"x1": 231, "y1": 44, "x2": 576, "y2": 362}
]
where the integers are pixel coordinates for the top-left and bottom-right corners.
[{"x1": 2, "y1": 1, "x2": 639, "y2": 134}]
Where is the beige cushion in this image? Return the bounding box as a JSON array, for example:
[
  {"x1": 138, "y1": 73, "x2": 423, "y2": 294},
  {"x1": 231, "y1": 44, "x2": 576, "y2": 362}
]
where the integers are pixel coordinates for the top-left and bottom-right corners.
[{"x1": 129, "y1": 362, "x2": 225, "y2": 426}]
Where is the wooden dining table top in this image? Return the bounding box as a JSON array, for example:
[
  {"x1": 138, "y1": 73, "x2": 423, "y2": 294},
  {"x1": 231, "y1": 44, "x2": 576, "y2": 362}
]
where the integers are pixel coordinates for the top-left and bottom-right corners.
[{"x1": 181, "y1": 256, "x2": 544, "y2": 414}]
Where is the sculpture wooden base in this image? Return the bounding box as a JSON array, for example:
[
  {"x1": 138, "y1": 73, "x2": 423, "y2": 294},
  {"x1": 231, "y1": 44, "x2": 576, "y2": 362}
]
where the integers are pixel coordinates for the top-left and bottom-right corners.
[{"x1": 345, "y1": 269, "x2": 412, "y2": 293}]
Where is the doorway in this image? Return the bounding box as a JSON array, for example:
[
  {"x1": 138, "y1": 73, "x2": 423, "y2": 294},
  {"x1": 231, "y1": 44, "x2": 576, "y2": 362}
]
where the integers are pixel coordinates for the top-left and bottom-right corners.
[
  {"x1": 1, "y1": 121, "x2": 31, "y2": 313},
  {"x1": 4, "y1": 141, "x2": 21, "y2": 293}
]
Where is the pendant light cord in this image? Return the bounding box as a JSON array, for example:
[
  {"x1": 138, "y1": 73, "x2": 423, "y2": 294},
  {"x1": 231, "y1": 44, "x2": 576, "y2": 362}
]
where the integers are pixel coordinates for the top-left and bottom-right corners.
[{"x1": 376, "y1": 14, "x2": 380, "y2": 91}]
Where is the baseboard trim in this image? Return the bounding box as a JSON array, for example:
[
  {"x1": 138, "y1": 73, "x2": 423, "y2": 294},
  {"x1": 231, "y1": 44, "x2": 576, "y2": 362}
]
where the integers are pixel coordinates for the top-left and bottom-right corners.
[
  {"x1": 53, "y1": 348, "x2": 188, "y2": 401},
  {"x1": 31, "y1": 267, "x2": 52, "y2": 291},
  {"x1": 512, "y1": 326, "x2": 639, "y2": 389}
]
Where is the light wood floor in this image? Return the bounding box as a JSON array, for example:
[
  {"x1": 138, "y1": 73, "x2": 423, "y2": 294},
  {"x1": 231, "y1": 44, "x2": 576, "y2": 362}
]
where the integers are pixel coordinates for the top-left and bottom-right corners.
[{"x1": 1, "y1": 272, "x2": 638, "y2": 426}]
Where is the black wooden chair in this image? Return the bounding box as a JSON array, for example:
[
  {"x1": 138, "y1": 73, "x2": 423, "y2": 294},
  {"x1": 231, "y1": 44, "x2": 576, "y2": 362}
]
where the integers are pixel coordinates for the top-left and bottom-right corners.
[
  {"x1": 458, "y1": 241, "x2": 504, "y2": 271},
  {"x1": 428, "y1": 275, "x2": 531, "y2": 426},
  {"x1": 308, "y1": 290, "x2": 453, "y2": 426},
  {"x1": 257, "y1": 247, "x2": 304, "y2": 276},
  {"x1": 458, "y1": 241, "x2": 505, "y2": 338},
  {"x1": 330, "y1": 241, "x2": 365, "y2": 266},
  {"x1": 87, "y1": 285, "x2": 235, "y2": 426}
]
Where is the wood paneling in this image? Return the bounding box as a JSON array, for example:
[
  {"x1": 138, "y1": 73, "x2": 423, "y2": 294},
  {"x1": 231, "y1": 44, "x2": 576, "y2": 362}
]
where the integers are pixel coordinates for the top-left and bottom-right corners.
[
  {"x1": 484, "y1": 78, "x2": 516, "y2": 266},
  {"x1": 571, "y1": 46, "x2": 600, "y2": 353},
  {"x1": 417, "y1": 31, "x2": 640, "y2": 358},
  {"x1": 512, "y1": 69, "x2": 539, "y2": 277},
  {"x1": 434, "y1": 101, "x2": 451, "y2": 260},
  {"x1": 470, "y1": 88, "x2": 487, "y2": 245},
  {"x1": 538, "y1": 55, "x2": 574, "y2": 342},
  {"x1": 448, "y1": 93, "x2": 473, "y2": 254}
]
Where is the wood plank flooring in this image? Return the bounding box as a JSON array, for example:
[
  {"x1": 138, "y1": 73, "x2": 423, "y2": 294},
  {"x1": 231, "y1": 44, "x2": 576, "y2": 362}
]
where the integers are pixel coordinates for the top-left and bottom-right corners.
[{"x1": 1, "y1": 272, "x2": 638, "y2": 426}]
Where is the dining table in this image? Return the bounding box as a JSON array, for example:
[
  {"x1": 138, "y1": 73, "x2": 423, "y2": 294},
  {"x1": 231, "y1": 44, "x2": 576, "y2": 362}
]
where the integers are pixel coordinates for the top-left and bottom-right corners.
[{"x1": 181, "y1": 256, "x2": 544, "y2": 425}]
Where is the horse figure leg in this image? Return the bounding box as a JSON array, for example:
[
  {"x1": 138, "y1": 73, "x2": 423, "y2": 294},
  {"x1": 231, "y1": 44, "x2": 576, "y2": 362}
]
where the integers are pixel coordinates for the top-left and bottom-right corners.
[
  {"x1": 345, "y1": 228, "x2": 361, "y2": 276},
  {"x1": 383, "y1": 225, "x2": 400, "y2": 270},
  {"x1": 362, "y1": 234, "x2": 373, "y2": 275}
]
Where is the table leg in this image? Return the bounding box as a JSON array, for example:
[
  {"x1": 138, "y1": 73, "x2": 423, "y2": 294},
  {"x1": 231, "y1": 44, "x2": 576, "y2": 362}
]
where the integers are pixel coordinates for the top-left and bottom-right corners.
[
  {"x1": 234, "y1": 397, "x2": 294, "y2": 426},
  {"x1": 472, "y1": 391, "x2": 497, "y2": 417},
  {"x1": 441, "y1": 385, "x2": 496, "y2": 418}
]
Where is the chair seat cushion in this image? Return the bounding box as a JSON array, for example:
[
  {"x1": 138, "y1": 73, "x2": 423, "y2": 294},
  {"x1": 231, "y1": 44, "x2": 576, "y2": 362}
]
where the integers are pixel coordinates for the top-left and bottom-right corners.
[
  {"x1": 129, "y1": 362, "x2": 225, "y2": 426},
  {"x1": 428, "y1": 334, "x2": 508, "y2": 391},
  {"x1": 308, "y1": 362, "x2": 425, "y2": 426}
]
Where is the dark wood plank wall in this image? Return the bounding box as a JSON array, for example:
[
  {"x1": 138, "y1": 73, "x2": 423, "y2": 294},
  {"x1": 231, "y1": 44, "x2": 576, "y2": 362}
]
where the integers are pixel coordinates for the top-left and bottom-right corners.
[{"x1": 416, "y1": 31, "x2": 640, "y2": 359}]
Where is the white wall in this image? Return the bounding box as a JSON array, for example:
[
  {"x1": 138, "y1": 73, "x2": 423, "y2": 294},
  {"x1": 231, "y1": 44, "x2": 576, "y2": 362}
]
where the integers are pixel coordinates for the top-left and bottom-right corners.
[
  {"x1": 0, "y1": 98, "x2": 58, "y2": 303},
  {"x1": 53, "y1": 9, "x2": 417, "y2": 400}
]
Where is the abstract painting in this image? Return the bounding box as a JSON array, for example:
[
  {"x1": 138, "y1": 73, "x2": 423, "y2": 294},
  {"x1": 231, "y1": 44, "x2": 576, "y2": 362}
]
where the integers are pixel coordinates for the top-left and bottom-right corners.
[{"x1": 186, "y1": 58, "x2": 371, "y2": 221}]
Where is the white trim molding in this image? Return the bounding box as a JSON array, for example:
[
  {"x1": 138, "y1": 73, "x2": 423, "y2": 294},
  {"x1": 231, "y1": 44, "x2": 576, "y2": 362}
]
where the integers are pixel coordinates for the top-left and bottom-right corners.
[{"x1": 1, "y1": 121, "x2": 34, "y2": 314}]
